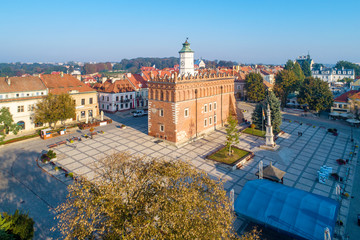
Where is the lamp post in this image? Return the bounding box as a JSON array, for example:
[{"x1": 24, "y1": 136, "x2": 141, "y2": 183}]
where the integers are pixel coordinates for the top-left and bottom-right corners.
[{"x1": 221, "y1": 86, "x2": 223, "y2": 126}]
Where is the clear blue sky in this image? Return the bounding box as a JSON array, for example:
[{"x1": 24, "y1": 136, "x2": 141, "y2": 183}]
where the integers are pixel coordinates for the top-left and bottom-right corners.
[{"x1": 1, "y1": 0, "x2": 359, "y2": 64}]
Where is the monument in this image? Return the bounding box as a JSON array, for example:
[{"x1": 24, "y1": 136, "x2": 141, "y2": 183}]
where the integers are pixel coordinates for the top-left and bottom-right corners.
[{"x1": 260, "y1": 104, "x2": 280, "y2": 151}]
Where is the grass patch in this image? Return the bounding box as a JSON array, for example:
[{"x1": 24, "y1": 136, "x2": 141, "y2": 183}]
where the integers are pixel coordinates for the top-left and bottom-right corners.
[
  {"x1": 207, "y1": 146, "x2": 250, "y2": 165},
  {"x1": 243, "y1": 128, "x2": 266, "y2": 137},
  {"x1": 0, "y1": 133, "x2": 40, "y2": 145}
]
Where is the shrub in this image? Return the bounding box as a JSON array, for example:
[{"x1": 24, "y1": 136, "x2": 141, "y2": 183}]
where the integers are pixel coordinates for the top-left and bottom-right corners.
[
  {"x1": 121, "y1": 124, "x2": 126, "y2": 128},
  {"x1": 47, "y1": 150, "x2": 57, "y2": 159},
  {"x1": 1, "y1": 210, "x2": 34, "y2": 240},
  {"x1": 54, "y1": 166, "x2": 60, "y2": 171}
]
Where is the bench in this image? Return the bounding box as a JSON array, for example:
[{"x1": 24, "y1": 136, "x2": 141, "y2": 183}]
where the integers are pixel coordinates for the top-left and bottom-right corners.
[
  {"x1": 57, "y1": 140, "x2": 67, "y2": 145},
  {"x1": 48, "y1": 143, "x2": 57, "y2": 148}
]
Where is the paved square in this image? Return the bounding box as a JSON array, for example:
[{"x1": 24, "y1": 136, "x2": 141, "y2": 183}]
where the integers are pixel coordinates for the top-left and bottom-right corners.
[{"x1": 42, "y1": 116, "x2": 359, "y2": 235}]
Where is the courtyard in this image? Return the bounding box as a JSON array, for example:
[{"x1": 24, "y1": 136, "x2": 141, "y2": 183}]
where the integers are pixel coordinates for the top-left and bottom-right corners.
[{"x1": 39, "y1": 111, "x2": 359, "y2": 237}]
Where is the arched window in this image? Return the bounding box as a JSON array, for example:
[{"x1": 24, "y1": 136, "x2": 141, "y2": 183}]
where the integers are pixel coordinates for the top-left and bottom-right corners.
[{"x1": 17, "y1": 121, "x2": 25, "y2": 130}]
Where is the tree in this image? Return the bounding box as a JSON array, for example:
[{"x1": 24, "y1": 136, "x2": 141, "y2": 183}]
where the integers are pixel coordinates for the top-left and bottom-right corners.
[
  {"x1": 0, "y1": 107, "x2": 20, "y2": 141},
  {"x1": 251, "y1": 91, "x2": 282, "y2": 133},
  {"x1": 293, "y1": 62, "x2": 305, "y2": 84},
  {"x1": 57, "y1": 94, "x2": 76, "y2": 126},
  {"x1": 284, "y1": 60, "x2": 294, "y2": 70},
  {"x1": 301, "y1": 60, "x2": 312, "y2": 77},
  {"x1": 34, "y1": 93, "x2": 75, "y2": 129},
  {"x1": 225, "y1": 115, "x2": 240, "y2": 156},
  {"x1": 274, "y1": 70, "x2": 298, "y2": 108},
  {"x1": 0, "y1": 210, "x2": 34, "y2": 240},
  {"x1": 245, "y1": 73, "x2": 266, "y2": 102},
  {"x1": 55, "y1": 152, "x2": 237, "y2": 239},
  {"x1": 297, "y1": 77, "x2": 334, "y2": 112}
]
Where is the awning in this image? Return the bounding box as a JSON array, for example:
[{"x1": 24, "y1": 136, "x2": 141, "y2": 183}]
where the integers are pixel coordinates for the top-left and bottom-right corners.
[
  {"x1": 234, "y1": 179, "x2": 339, "y2": 240},
  {"x1": 347, "y1": 118, "x2": 360, "y2": 124},
  {"x1": 329, "y1": 112, "x2": 340, "y2": 116}
]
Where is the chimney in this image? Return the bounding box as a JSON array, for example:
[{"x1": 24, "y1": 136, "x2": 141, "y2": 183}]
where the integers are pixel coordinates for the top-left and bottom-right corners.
[
  {"x1": 5, "y1": 76, "x2": 10, "y2": 86},
  {"x1": 127, "y1": 73, "x2": 132, "y2": 78}
]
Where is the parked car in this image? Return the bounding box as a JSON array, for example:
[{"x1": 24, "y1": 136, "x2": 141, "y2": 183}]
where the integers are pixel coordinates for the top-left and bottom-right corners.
[{"x1": 133, "y1": 110, "x2": 148, "y2": 117}]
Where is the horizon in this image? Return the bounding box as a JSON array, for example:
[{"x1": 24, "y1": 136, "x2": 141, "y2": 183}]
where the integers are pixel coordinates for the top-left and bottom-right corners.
[{"x1": 1, "y1": 0, "x2": 359, "y2": 65}]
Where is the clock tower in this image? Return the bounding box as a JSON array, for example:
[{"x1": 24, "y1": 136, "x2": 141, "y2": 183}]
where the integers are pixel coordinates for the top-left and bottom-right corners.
[{"x1": 179, "y1": 38, "x2": 194, "y2": 76}]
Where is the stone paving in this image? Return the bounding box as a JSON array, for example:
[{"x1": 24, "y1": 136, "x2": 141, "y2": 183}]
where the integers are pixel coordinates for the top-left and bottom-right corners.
[{"x1": 38, "y1": 116, "x2": 360, "y2": 237}]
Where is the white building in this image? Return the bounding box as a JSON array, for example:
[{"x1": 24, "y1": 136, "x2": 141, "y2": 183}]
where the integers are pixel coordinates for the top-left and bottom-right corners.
[
  {"x1": 0, "y1": 76, "x2": 48, "y2": 132},
  {"x1": 312, "y1": 67, "x2": 355, "y2": 83},
  {"x1": 179, "y1": 39, "x2": 194, "y2": 76}
]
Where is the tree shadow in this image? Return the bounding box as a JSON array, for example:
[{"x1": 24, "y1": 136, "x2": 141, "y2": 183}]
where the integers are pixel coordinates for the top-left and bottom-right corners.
[{"x1": 0, "y1": 148, "x2": 68, "y2": 239}]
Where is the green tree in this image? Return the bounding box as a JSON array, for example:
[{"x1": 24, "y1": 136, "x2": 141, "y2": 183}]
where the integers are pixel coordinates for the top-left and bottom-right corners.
[
  {"x1": 0, "y1": 210, "x2": 34, "y2": 240},
  {"x1": 225, "y1": 115, "x2": 240, "y2": 156},
  {"x1": 297, "y1": 77, "x2": 334, "y2": 112},
  {"x1": 55, "y1": 152, "x2": 237, "y2": 240},
  {"x1": 274, "y1": 70, "x2": 298, "y2": 108},
  {"x1": 293, "y1": 62, "x2": 305, "y2": 85},
  {"x1": 301, "y1": 60, "x2": 312, "y2": 77},
  {"x1": 57, "y1": 94, "x2": 76, "y2": 126},
  {"x1": 284, "y1": 60, "x2": 294, "y2": 70},
  {"x1": 0, "y1": 107, "x2": 20, "y2": 141},
  {"x1": 252, "y1": 91, "x2": 282, "y2": 133},
  {"x1": 245, "y1": 73, "x2": 266, "y2": 102},
  {"x1": 34, "y1": 93, "x2": 76, "y2": 129}
]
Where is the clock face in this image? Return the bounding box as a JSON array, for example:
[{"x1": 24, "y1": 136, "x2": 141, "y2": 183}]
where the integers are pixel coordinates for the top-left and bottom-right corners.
[{"x1": 181, "y1": 61, "x2": 185, "y2": 67}]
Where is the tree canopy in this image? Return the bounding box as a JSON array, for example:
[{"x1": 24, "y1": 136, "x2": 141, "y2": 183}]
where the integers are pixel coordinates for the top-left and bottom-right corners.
[
  {"x1": 301, "y1": 60, "x2": 312, "y2": 77},
  {"x1": 297, "y1": 77, "x2": 334, "y2": 112},
  {"x1": 225, "y1": 115, "x2": 240, "y2": 155},
  {"x1": 0, "y1": 107, "x2": 20, "y2": 141},
  {"x1": 274, "y1": 70, "x2": 298, "y2": 108},
  {"x1": 0, "y1": 210, "x2": 34, "y2": 240},
  {"x1": 34, "y1": 93, "x2": 75, "y2": 129},
  {"x1": 55, "y1": 152, "x2": 237, "y2": 240},
  {"x1": 245, "y1": 73, "x2": 266, "y2": 102}
]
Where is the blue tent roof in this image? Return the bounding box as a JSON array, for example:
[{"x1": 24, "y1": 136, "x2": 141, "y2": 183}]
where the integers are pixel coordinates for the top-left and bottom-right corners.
[{"x1": 234, "y1": 180, "x2": 339, "y2": 240}]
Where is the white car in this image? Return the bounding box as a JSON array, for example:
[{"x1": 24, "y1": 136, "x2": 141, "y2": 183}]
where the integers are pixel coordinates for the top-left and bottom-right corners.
[{"x1": 133, "y1": 110, "x2": 148, "y2": 117}]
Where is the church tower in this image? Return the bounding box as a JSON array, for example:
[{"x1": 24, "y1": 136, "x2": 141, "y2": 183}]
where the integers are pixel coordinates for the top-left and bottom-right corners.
[{"x1": 179, "y1": 38, "x2": 194, "y2": 76}]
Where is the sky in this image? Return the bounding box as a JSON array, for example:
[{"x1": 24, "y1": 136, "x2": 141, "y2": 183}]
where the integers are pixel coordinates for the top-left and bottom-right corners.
[{"x1": 1, "y1": 0, "x2": 359, "y2": 64}]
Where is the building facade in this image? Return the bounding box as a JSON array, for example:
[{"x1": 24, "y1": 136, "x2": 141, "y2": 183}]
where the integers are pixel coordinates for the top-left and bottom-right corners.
[
  {"x1": 0, "y1": 76, "x2": 48, "y2": 132},
  {"x1": 312, "y1": 67, "x2": 355, "y2": 83},
  {"x1": 148, "y1": 41, "x2": 236, "y2": 145},
  {"x1": 40, "y1": 73, "x2": 99, "y2": 122}
]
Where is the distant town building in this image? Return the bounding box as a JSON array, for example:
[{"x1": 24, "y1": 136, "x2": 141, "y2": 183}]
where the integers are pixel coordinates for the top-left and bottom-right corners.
[
  {"x1": 350, "y1": 77, "x2": 360, "y2": 90},
  {"x1": 40, "y1": 73, "x2": 99, "y2": 121},
  {"x1": 148, "y1": 41, "x2": 237, "y2": 145},
  {"x1": 312, "y1": 67, "x2": 355, "y2": 83},
  {"x1": 195, "y1": 59, "x2": 206, "y2": 68},
  {"x1": 0, "y1": 76, "x2": 48, "y2": 132},
  {"x1": 295, "y1": 54, "x2": 314, "y2": 69},
  {"x1": 331, "y1": 90, "x2": 360, "y2": 113}
]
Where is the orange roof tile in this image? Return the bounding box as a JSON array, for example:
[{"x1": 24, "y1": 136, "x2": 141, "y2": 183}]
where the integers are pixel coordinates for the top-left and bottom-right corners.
[
  {"x1": 40, "y1": 74, "x2": 96, "y2": 95},
  {"x1": 0, "y1": 76, "x2": 47, "y2": 93}
]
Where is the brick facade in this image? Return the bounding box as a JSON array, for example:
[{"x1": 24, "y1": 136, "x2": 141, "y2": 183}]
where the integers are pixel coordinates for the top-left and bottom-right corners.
[{"x1": 148, "y1": 72, "x2": 237, "y2": 145}]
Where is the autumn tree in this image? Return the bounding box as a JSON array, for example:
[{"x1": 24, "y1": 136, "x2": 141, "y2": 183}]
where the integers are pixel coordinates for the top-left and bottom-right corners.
[
  {"x1": 297, "y1": 77, "x2": 334, "y2": 112},
  {"x1": 0, "y1": 107, "x2": 20, "y2": 141},
  {"x1": 34, "y1": 93, "x2": 75, "y2": 129},
  {"x1": 274, "y1": 70, "x2": 298, "y2": 108},
  {"x1": 245, "y1": 73, "x2": 266, "y2": 102},
  {"x1": 301, "y1": 60, "x2": 312, "y2": 77},
  {"x1": 225, "y1": 115, "x2": 240, "y2": 156},
  {"x1": 55, "y1": 152, "x2": 237, "y2": 240}
]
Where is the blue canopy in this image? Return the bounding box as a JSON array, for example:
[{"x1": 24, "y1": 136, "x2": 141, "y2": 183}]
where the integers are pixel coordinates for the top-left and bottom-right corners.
[{"x1": 234, "y1": 179, "x2": 339, "y2": 240}]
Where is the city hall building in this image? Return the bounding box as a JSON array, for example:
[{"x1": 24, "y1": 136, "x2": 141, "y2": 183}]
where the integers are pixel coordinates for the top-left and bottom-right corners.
[{"x1": 148, "y1": 40, "x2": 237, "y2": 145}]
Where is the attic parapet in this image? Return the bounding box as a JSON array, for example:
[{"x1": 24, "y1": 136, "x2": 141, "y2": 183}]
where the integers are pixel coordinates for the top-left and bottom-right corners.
[{"x1": 148, "y1": 72, "x2": 234, "y2": 83}]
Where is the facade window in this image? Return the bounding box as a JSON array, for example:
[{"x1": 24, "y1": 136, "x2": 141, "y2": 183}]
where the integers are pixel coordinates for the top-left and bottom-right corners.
[
  {"x1": 0, "y1": 95, "x2": 2, "y2": 99},
  {"x1": 214, "y1": 115, "x2": 217, "y2": 123},
  {"x1": 204, "y1": 118, "x2": 207, "y2": 127},
  {"x1": 80, "y1": 111, "x2": 85, "y2": 118},
  {"x1": 160, "y1": 124, "x2": 164, "y2": 132},
  {"x1": 159, "y1": 108, "x2": 164, "y2": 117},
  {"x1": 89, "y1": 98, "x2": 93, "y2": 104},
  {"x1": 27, "y1": 104, "x2": 34, "y2": 111},
  {"x1": 89, "y1": 110, "x2": 93, "y2": 117},
  {"x1": 121, "y1": 104, "x2": 123, "y2": 108},
  {"x1": 102, "y1": 104, "x2": 104, "y2": 109},
  {"x1": 102, "y1": 96, "x2": 104, "y2": 100},
  {"x1": 16, "y1": 94, "x2": 19, "y2": 97},
  {"x1": 116, "y1": 96, "x2": 119, "y2": 101},
  {"x1": 125, "y1": 103, "x2": 128, "y2": 108},
  {"x1": 339, "y1": 104, "x2": 342, "y2": 108},
  {"x1": 209, "y1": 116, "x2": 212, "y2": 125},
  {"x1": 107, "y1": 105, "x2": 109, "y2": 110},
  {"x1": 73, "y1": 100, "x2": 76, "y2": 105},
  {"x1": 81, "y1": 99, "x2": 85, "y2": 105},
  {"x1": 130, "y1": 95, "x2": 132, "y2": 99},
  {"x1": 41, "y1": 92, "x2": 44, "y2": 95},
  {"x1": 209, "y1": 103, "x2": 212, "y2": 112},
  {"x1": 214, "y1": 102, "x2": 217, "y2": 110},
  {"x1": 36, "y1": 92, "x2": 39, "y2": 96},
  {"x1": 204, "y1": 104, "x2": 207, "y2": 113},
  {"x1": 107, "y1": 96, "x2": 109, "y2": 101},
  {"x1": 184, "y1": 108, "x2": 189, "y2": 117},
  {"x1": 17, "y1": 105, "x2": 24, "y2": 112}
]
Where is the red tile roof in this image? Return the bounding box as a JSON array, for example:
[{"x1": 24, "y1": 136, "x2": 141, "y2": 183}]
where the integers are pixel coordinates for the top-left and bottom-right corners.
[
  {"x1": 40, "y1": 74, "x2": 96, "y2": 95},
  {"x1": 93, "y1": 79, "x2": 135, "y2": 93},
  {"x1": 127, "y1": 73, "x2": 148, "y2": 90},
  {"x1": 334, "y1": 90, "x2": 360, "y2": 103},
  {"x1": 0, "y1": 76, "x2": 47, "y2": 93}
]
